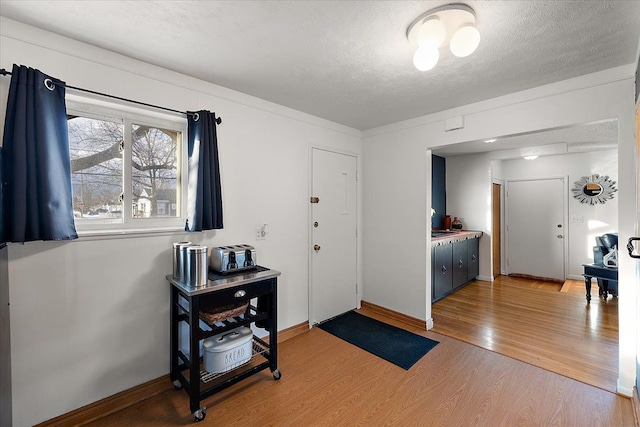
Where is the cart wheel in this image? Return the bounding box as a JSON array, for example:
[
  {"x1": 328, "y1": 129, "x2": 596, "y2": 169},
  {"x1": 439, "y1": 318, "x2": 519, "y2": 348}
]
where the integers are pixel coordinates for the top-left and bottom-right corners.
[
  {"x1": 194, "y1": 408, "x2": 206, "y2": 422},
  {"x1": 172, "y1": 379, "x2": 182, "y2": 390},
  {"x1": 272, "y1": 369, "x2": 282, "y2": 380}
]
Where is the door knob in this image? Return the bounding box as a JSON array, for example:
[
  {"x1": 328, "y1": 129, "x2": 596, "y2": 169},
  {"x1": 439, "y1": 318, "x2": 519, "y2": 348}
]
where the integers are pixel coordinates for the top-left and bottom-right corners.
[
  {"x1": 557, "y1": 235, "x2": 564, "y2": 239},
  {"x1": 314, "y1": 244, "x2": 321, "y2": 252}
]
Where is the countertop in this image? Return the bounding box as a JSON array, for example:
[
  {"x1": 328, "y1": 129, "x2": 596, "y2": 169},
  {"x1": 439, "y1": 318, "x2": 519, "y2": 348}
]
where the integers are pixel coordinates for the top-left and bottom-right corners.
[
  {"x1": 431, "y1": 230, "x2": 483, "y2": 247},
  {"x1": 167, "y1": 266, "x2": 281, "y2": 296}
]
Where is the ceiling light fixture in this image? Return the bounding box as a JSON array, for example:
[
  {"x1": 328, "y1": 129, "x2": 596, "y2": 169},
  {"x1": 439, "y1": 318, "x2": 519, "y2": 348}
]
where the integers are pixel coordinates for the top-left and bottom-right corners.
[
  {"x1": 484, "y1": 139, "x2": 497, "y2": 143},
  {"x1": 523, "y1": 155, "x2": 539, "y2": 160},
  {"x1": 407, "y1": 3, "x2": 480, "y2": 71}
]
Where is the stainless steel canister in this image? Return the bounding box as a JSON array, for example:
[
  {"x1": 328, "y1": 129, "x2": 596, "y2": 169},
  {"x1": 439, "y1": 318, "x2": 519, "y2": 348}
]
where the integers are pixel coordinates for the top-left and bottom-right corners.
[
  {"x1": 186, "y1": 245, "x2": 208, "y2": 288},
  {"x1": 172, "y1": 241, "x2": 192, "y2": 282}
]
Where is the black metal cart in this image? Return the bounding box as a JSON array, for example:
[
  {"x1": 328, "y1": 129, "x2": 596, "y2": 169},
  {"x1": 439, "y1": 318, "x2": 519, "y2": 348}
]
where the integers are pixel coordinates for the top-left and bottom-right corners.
[{"x1": 168, "y1": 266, "x2": 281, "y2": 422}]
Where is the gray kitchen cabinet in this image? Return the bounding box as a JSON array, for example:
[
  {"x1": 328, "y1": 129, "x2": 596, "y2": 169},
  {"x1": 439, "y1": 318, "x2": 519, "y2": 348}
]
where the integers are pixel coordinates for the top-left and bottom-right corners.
[
  {"x1": 433, "y1": 243, "x2": 453, "y2": 301},
  {"x1": 432, "y1": 236, "x2": 480, "y2": 303},
  {"x1": 452, "y1": 240, "x2": 468, "y2": 290},
  {"x1": 467, "y1": 237, "x2": 479, "y2": 281}
]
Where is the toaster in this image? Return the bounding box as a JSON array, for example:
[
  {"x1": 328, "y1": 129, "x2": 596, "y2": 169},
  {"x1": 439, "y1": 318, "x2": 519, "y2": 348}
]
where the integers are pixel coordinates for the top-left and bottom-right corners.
[{"x1": 210, "y1": 244, "x2": 257, "y2": 273}]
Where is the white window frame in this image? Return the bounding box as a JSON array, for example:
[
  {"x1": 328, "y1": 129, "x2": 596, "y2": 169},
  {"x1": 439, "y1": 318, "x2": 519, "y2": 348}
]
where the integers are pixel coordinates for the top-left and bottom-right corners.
[{"x1": 67, "y1": 96, "x2": 188, "y2": 235}]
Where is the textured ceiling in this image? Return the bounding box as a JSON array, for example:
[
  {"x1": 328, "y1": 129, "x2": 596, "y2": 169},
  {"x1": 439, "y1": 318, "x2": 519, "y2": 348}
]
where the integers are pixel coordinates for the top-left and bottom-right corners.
[{"x1": 0, "y1": 1, "x2": 639, "y2": 131}]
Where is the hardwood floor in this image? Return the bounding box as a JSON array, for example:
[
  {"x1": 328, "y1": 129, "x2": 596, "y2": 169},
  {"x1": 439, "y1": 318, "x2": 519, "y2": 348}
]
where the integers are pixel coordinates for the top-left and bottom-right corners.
[
  {"x1": 432, "y1": 275, "x2": 619, "y2": 393},
  {"x1": 86, "y1": 301, "x2": 633, "y2": 426}
]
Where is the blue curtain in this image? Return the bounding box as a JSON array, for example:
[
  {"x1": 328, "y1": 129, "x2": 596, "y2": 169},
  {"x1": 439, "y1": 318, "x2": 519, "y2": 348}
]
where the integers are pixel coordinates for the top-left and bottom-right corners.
[
  {"x1": 185, "y1": 110, "x2": 223, "y2": 231},
  {"x1": 2, "y1": 64, "x2": 77, "y2": 242}
]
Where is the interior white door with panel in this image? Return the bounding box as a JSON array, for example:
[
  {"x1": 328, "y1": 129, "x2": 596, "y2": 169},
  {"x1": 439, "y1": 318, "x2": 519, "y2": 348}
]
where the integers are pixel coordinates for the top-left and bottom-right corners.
[
  {"x1": 310, "y1": 148, "x2": 357, "y2": 324},
  {"x1": 506, "y1": 178, "x2": 566, "y2": 281}
]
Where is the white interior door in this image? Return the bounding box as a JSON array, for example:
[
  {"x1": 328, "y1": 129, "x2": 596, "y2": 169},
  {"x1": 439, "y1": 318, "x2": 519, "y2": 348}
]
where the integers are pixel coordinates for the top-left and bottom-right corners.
[
  {"x1": 634, "y1": 104, "x2": 640, "y2": 390},
  {"x1": 506, "y1": 178, "x2": 565, "y2": 281},
  {"x1": 311, "y1": 148, "x2": 357, "y2": 324}
]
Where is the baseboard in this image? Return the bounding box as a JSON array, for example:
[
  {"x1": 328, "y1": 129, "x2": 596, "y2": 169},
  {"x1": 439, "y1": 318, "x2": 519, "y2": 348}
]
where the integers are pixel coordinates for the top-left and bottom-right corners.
[
  {"x1": 360, "y1": 300, "x2": 427, "y2": 330},
  {"x1": 617, "y1": 379, "x2": 633, "y2": 397},
  {"x1": 277, "y1": 321, "x2": 309, "y2": 343},
  {"x1": 37, "y1": 322, "x2": 309, "y2": 426},
  {"x1": 35, "y1": 375, "x2": 173, "y2": 427},
  {"x1": 426, "y1": 317, "x2": 434, "y2": 330},
  {"x1": 566, "y1": 274, "x2": 583, "y2": 281},
  {"x1": 261, "y1": 321, "x2": 309, "y2": 344},
  {"x1": 632, "y1": 387, "x2": 640, "y2": 427},
  {"x1": 476, "y1": 275, "x2": 493, "y2": 282}
]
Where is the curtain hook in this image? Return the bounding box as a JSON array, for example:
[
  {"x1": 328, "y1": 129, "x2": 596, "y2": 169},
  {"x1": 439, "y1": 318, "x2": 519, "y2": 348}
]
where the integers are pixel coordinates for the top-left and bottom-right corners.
[
  {"x1": 193, "y1": 112, "x2": 199, "y2": 122},
  {"x1": 43, "y1": 78, "x2": 55, "y2": 91}
]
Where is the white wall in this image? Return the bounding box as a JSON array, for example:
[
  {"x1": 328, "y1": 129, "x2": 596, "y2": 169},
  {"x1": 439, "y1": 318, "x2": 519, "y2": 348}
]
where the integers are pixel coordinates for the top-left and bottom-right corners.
[
  {"x1": 0, "y1": 245, "x2": 10, "y2": 427},
  {"x1": 500, "y1": 150, "x2": 619, "y2": 279},
  {"x1": 362, "y1": 136, "x2": 431, "y2": 320},
  {"x1": 444, "y1": 153, "x2": 493, "y2": 281},
  {"x1": 444, "y1": 149, "x2": 619, "y2": 281},
  {"x1": 0, "y1": 18, "x2": 362, "y2": 426},
  {"x1": 362, "y1": 65, "x2": 637, "y2": 396}
]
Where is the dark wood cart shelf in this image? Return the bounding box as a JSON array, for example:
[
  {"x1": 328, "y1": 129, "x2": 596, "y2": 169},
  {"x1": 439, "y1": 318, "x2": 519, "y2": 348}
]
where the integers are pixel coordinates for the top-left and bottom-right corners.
[{"x1": 168, "y1": 266, "x2": 281, "y2": 422}]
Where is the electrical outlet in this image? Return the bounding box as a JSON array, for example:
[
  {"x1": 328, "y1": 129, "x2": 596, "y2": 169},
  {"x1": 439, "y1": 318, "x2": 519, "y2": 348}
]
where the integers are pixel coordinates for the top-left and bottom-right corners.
[
  {"x1": 256, "y1": 224, "x2": 269, "y2": 240},
  {"x1": 256, "y1": 225, "x2": 265, "y2": 240},
  {"x1": 571, "y1": 215, "x2": 584, "y2": 223}
]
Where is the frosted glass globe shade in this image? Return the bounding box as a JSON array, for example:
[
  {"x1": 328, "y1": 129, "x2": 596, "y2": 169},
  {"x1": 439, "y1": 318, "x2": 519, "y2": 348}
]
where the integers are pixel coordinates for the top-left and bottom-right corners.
[
  {"x1": 450, "y1": 25, "x2": 480, "y2": 57},
  {"x1": 416, "y1": 18, "x2": 446, "y2": 48},
  {"x1": 413, "y1": 45, "x2": 439, "y2": 71}
]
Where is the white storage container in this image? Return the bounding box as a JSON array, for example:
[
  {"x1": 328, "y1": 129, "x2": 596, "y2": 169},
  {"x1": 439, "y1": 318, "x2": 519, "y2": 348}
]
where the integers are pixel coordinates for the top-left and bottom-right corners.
[{"x1": 203, "y1": 327, "x2": 253, "y2": 374}]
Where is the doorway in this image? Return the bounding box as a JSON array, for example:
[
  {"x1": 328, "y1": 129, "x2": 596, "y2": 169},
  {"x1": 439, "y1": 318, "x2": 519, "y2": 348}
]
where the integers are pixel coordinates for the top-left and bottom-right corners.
[
  {"x1": 310, "y1": 148, "x2": 357, "y2": 325},
  {"x1": 492, "y1": 182, "x2": 501, "y2": 279},
  {"x1": 505, "y1": 178, "x2": 566, "y2": 282},
  {"x1": 431, "y1": 122, "x2": 619, "y2": 389}
]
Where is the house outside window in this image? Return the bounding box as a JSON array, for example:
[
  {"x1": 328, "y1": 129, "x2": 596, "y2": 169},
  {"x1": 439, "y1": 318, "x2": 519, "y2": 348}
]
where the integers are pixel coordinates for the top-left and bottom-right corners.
[{"x1": 67, "y1": 98, "x2": 187, "y2": 234}]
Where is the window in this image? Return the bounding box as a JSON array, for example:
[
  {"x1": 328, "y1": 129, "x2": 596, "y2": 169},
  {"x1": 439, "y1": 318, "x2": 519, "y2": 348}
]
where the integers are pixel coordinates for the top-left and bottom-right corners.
[{"x1": 67, "y1": 99, "x2": 187, "y2": 233}]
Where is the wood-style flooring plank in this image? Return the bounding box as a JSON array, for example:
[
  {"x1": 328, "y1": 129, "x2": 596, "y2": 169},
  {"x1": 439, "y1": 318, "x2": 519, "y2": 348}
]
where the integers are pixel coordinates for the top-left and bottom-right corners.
[
  {"x1": 431, "y1": 275, "x2": 619, "y2": 393},
  {"x1": 87, "y1": 305, "x2": 632, "y2": 426}
]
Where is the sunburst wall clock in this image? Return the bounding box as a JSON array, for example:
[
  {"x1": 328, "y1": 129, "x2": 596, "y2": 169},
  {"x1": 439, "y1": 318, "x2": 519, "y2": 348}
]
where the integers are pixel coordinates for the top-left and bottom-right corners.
[{"x1": 571, "y1": 174, "x2": 617, "y2": 205}]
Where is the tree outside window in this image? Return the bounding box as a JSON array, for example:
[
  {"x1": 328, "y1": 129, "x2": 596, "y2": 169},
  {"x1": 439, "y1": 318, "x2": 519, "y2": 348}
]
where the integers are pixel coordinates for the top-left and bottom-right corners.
[{"x1": 68, "y1": 113, "x2": 182, "y2": 224}]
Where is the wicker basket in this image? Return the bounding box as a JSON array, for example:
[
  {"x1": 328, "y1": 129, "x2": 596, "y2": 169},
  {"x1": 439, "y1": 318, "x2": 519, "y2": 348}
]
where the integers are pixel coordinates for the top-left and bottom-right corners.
[{"x1": 200, "y1": 303, "x2": 249, "y2": 325}]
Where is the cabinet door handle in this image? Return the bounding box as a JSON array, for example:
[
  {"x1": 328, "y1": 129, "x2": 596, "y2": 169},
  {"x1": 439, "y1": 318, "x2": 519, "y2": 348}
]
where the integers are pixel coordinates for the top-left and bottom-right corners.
[
  {"x1": 458, "y1": 260, "x2": 464, "y2": 268},
  {"x1": 441, "y1": 266, "x2": 447, "y2": 274},
  {"x1": 472, "y1": 255, "x2": 477, "y2": 262},
  {"x1": 628, "y1": 237, "x2": 640, "y2": 258},
  {"x1": 234, "y1": 290, "x2": 246, "y2": 298}
]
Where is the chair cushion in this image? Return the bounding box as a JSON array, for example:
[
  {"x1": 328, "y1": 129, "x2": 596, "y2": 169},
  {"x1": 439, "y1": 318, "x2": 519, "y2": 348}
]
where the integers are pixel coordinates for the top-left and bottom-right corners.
[{"x1": 596, "y1": 233, "x2": 618, "y2": 251}]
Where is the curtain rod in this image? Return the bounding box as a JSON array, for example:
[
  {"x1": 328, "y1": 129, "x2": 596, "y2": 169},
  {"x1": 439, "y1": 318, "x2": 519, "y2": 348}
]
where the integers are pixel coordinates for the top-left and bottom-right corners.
[{"x1": 0, "y1": 68, "x2": 222, "y2": 125}]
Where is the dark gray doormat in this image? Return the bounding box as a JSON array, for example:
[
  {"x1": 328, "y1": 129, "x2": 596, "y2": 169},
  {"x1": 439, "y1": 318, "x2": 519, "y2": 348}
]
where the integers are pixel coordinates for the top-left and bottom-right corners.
[{"x1": 318, "y1": 310, "x2": 439, "y2": 370}]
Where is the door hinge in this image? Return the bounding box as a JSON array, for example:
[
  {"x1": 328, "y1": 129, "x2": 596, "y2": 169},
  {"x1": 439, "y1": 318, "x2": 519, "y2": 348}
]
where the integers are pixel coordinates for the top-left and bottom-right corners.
[
  {"x1": 356, "y1": 228, "x2": 358, "y2": 238},
  {"x1": 310, "y1": 197, "x2": 319, "y2": 204}
]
